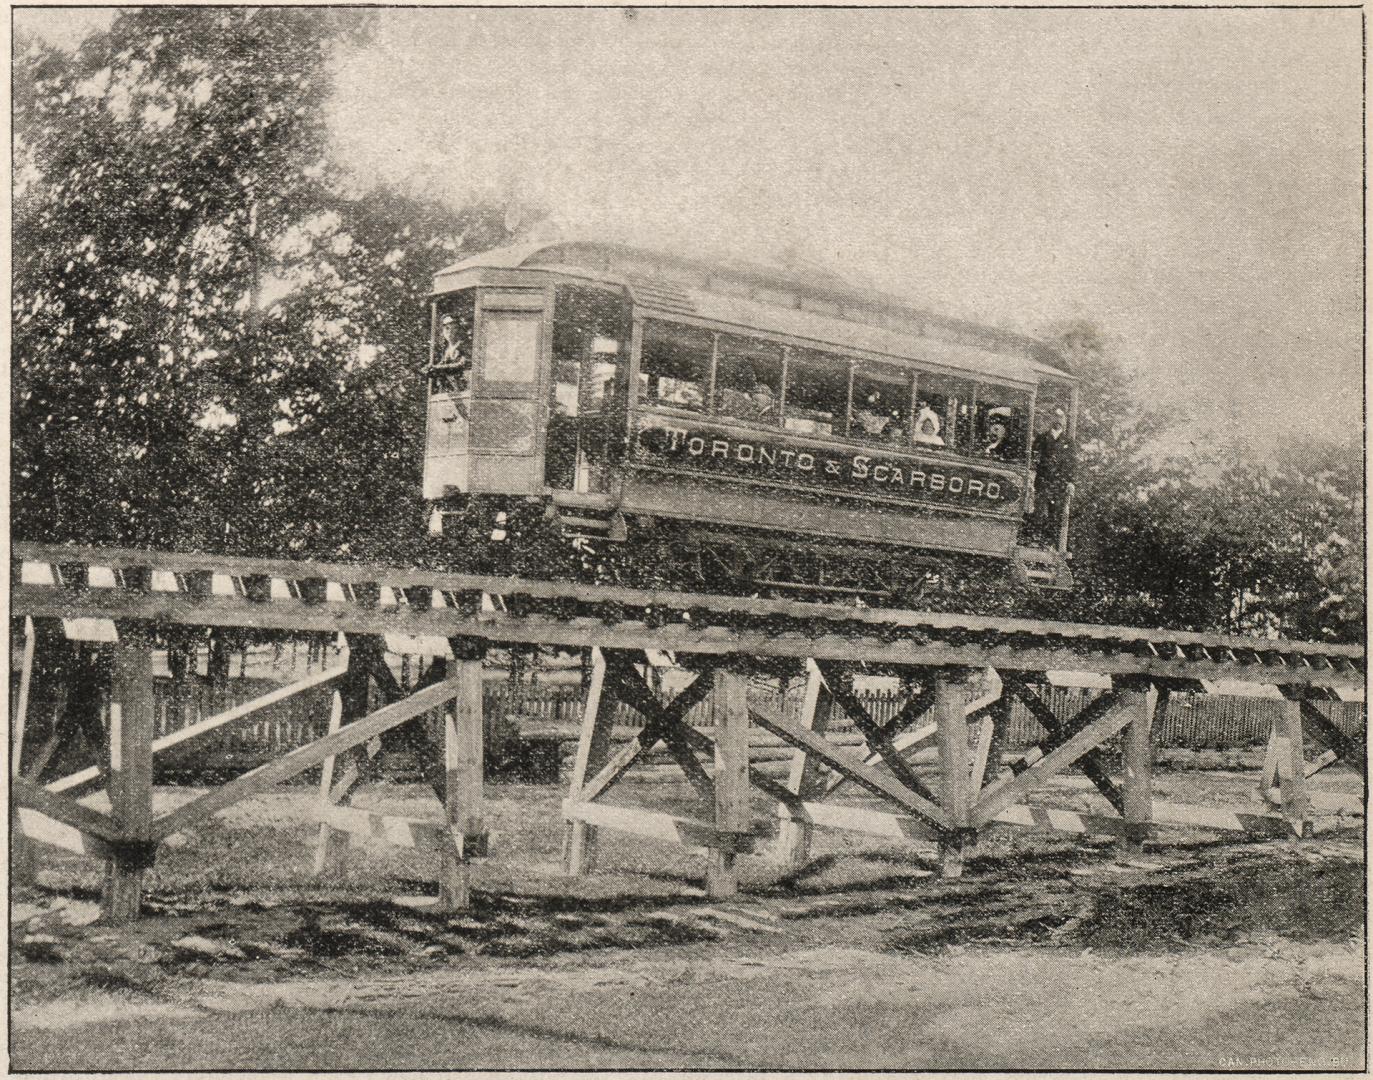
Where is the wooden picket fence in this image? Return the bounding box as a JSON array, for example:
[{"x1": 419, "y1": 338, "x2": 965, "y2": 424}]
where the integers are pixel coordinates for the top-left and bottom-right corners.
[{"x1": 131, "y1": 674, "x2": 1366, "y2": 770}]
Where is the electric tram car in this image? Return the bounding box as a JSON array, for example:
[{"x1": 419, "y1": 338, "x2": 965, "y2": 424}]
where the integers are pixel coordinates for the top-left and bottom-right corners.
[{"x1": 422, "y1": 240, "x2": 1078, "y2": 605}]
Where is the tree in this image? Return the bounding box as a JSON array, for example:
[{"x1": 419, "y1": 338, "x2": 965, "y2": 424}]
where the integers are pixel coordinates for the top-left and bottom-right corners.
[
  {"x1": 1044, "y1": 322, "x2": 1363, "y2": 640},
  {"x1": 1197, "y1": 437, "x2": 1364, "y2": 642},
  {"x1": 14, "y1": 9, "x2": 368, "y2": 548},
  {"x1": 13, "y1": 10, "x2": 528, "y2": 562}
]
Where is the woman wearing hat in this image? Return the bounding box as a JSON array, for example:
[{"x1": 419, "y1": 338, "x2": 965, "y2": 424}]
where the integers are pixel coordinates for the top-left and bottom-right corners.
[{"x1": 439, "y1": 314, "x2": 468, "y2": 369}]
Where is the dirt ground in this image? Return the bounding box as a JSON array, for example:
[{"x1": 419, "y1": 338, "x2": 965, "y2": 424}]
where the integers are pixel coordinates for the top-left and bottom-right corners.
[{"x1": 8, "y1": 765, "x2": 1367, "y2": 1071}]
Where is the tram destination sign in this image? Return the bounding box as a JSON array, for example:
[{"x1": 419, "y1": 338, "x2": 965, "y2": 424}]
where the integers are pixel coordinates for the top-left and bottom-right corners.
[{"x1": 633, "y1": 416, "x2": 1024, "y2": 511}]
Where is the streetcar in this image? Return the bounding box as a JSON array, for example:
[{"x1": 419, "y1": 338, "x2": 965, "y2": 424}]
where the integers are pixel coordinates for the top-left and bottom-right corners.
[{"x1": 422, "y1": 240, "x2": 1078, "y2": 604}]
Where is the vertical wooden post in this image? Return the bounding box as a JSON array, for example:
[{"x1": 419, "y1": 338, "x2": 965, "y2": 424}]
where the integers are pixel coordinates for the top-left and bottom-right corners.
[
  {"x1": 438, "y1": 658, "x2": 485, "y2": 910},
  {"x1": 311, "y1": 692, "x2": 348, "y2": 875},
  {"x1": 709, "y1": 670, "x2": 751, "y2": 898},
  {"x1": 934, "y1": 668, "x2": 972, "y2": 878},
  {"x1": 11, "y1": 617, "x2": 38, "y2": 885},
  {"x1": 1276, "y1": 696, "x2": 1309, "y2": 838},
  {"x1": 975, "y1": 687, "x2": 1012, "y2": 792},
  {"x1": 563, "y1": 649, "x2": 610, "y2": 875},
  {"x1": 773, "y1": 660, "x2": 829, "y2": 867},
  {"x1": 1119, "y1": 687, "x2": 1158, "y2": 857},
  {"x1": 103, "y1": 627, "x2": 156, "y2": 923},
  {"x1": 1259, "y1": 719, "x2": 1282, "y2": 806}
]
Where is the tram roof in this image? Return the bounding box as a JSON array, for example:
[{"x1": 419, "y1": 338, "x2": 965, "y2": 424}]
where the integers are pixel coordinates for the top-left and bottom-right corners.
[{"x1": 434, "y1": 240, "x2": 1075, "y2": 386}]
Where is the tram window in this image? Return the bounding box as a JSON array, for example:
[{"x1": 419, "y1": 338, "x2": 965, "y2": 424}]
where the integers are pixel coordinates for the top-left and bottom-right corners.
[
  {"x1": 432, "y1": 291, "x2": 475, "y2": 366},
  {"x1": 714, "y1": 335, "x2": 783, "y2": 425},
  {"x1": 481, "y1": 313, "x2": 541, "y2": 384},
  {"x1": 430, "y1": 291, "x2": 475, "y2": 394},
  {"x1": 638, "y1": 320, "x2": 711, "y2": 413},
  {"x1": 851, "y1": 364, "x2": 911, "y2": 447},
  {"x1": 973, "y1": 385, "x2": 1029, "y2": 461},
  {"x1": 783, "y1": 349, "x2": 847, "y2": 436},
  {"x1": 915, "y1": 373, "x2": 975, "y2": 453},
  {"x1": 552, "y1": 285, "x2": 629, "y2": 416}
]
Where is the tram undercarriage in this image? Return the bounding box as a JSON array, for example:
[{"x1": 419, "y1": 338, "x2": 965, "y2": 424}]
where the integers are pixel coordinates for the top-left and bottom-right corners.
[{"x1": 428, "y1": 494, "x2": 1072, "y2": 613}]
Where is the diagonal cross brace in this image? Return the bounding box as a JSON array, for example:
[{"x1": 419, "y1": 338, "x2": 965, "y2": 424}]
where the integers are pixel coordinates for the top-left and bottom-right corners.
[
  {"x1": 12, "y1": 775, "x2": 123, "y2": 844},
  {"x1": 973, "y1": 693, "x2": 1139, "y2": 826},
  {"x1": 1280, "y1": 692, "x2": 1366, "y2": 780},
  {"x1": 149, "y1": 676, "x2": 470, "y2": 842},
  {"x1": 749, "y1": 701, "x2": 948, "y2": 830},
  {"x1": 574, "y1": 658, "x2": 719, "y2": 805},
  {"x1": 816, "y1": 661, "x2": 941, "y2": 804},
  {"x1": 1003, "y1": 676, "x2": 1128, "y2": 816},
  {"x1": 604, "y1": 655, "x2": 717, "y2": 802}
]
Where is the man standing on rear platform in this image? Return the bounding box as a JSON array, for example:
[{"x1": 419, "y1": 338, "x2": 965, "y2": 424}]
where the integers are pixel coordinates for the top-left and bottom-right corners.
[{"x1": 1031, "y1": 406, "x2": 1075, "y2": 547}]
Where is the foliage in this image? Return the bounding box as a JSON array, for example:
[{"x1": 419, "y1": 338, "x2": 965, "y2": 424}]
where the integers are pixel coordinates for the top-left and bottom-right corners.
[
  {"x1": 12, "y1": 9, "x2": 525, "y2": 562},
  {"x1": 1048, "y1": 323, "x2": 1364, "y2": 641},
  {"x1": 12, "y1": 17, "x2": 1360, "y2": 640}
]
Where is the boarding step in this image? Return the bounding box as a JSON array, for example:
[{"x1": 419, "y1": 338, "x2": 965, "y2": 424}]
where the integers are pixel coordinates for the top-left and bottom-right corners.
[
  {"x1": 554, "y1": 506, "x2": 627, "y2": 540},
  {"x1": 1010, "y1": 545, "x2": 1074, "y2": 591}
]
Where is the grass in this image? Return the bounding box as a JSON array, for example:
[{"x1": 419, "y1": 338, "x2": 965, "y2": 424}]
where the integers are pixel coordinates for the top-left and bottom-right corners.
[{"x1": 9, "y1": 766, "x2": 1367, "y2": 1070}]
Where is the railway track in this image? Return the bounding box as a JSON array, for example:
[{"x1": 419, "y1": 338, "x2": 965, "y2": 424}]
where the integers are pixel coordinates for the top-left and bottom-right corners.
[{"x1": 11, "y1": 542, "x2": 1364, "y2": 692}]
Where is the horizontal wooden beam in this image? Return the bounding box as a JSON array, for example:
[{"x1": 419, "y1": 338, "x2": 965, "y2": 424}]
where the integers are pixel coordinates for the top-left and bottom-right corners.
[
  {"x1": 797, "y1": 797, "x2": 1290, "y2": 843},
  {"x1": 149, "y1": 676, "x2": 465, "y2": 842},
  {"x1": 1149, "y1": 800, "x2": 1290, "y2": 836},
  {"x1": 10, "y1": 585, "x2": 1362, "y2": 690},
  {"x1": 797, "y1": 801, "x2": 939, "y2": 842},
  {"x1": 562, "y1": 800, "x2": 757, "y2": 854},
  {"x1": 1260, "y1": 788, "x2": 1364, "y2": 816},
  {"x1": 16, "y1": 807, "x2": 115, "y2": 859},
  {"x1": 989, "y1": 803, "x2": 1131, "y2": 838},
  {"x1": 12, "y1": 776, "x2": 122, "y2": 843}
]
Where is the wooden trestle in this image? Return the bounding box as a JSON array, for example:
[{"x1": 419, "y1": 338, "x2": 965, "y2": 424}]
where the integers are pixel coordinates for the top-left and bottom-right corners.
[{"x1": 9, "y1": 542, "x2": 1367, "y2": 920}]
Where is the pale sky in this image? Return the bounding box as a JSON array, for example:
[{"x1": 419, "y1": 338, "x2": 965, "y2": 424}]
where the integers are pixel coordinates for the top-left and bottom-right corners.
[{"x1": 21, "y1": 7, "x2": 1364, "y2": 454}]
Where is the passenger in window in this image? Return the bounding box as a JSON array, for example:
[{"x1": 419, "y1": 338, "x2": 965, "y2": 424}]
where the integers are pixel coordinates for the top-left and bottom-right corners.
[
  {"x1": 439, "y1": 315, "x2": 468, "y2": 370},
  {"x1": 855, "y1": 392, "x2": 890, "y2": 437},
  {"x1": 912, "y1": 402, "x2": 945, "y2": 447},
  {"x1": 983, "y1": 407, "x2": 1012, "y2": 457},
  {"x1": 750, "y1": 379, "x2": 777, "y2": 420}
]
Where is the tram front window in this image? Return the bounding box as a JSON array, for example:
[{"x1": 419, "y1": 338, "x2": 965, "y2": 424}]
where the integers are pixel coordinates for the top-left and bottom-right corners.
[{"x1": 430, "y1": 290, "x2": 476, "y2": 395}]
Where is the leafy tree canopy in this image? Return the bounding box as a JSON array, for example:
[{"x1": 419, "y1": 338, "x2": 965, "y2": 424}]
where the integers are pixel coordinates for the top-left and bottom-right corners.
[
  {"x1": 14, "y1": 9, "x2": 523, "y2": 561},
  {"x1": 1046, "y1": 323, "x2": 1363, "y2": 641}
]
